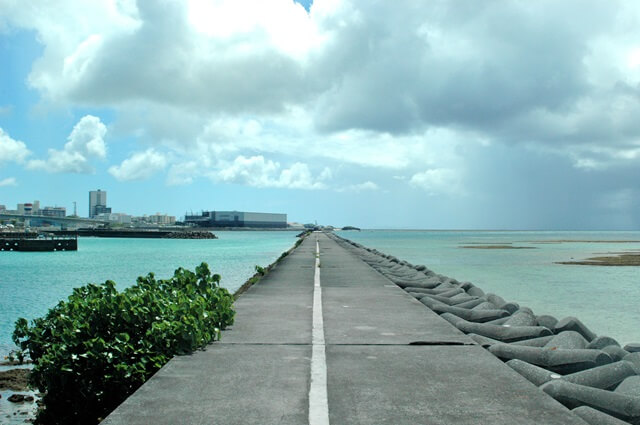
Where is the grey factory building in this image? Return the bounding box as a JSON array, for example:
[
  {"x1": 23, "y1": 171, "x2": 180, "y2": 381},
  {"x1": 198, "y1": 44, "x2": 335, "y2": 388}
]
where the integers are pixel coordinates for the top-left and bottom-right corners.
[{"x1": 184, "y1": 211, "x2": 287, "y2": 228}]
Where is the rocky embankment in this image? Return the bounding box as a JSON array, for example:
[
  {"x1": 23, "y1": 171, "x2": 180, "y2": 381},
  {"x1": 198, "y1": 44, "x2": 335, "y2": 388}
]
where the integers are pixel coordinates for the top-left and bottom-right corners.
[
  {"x1": 164, "y1": 231, "x2": 217, "y2": 239},
  {"x1": 329, "y1": 233, "x2": 640, "y2": 425}
]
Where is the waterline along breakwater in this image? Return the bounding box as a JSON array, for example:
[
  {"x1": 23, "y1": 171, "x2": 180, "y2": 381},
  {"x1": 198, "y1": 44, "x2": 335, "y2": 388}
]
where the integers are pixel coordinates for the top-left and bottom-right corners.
[
  {"x1": 104, "y1": 232, "x2": 637, "y2": 424},
  {"x1": 330, "y1": 233, "x2": 640, "y2": 424},
  {"x1": 0, "y1": 231, "x2": 297, "y2": 358},
  {"x1": 335, "y1": 229, "x2": 640, "y2": 347}
]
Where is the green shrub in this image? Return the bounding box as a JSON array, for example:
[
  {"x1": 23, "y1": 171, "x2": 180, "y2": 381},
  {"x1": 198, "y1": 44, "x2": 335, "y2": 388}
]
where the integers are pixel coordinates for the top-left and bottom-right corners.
[{"x1": 12, "y1": 262, "x2": 235, "y2": 425}]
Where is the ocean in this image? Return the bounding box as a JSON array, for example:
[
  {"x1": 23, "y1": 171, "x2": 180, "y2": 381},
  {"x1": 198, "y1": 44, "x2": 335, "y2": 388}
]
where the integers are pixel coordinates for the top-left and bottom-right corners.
[
  {"x1": 0, "y1": 231, "x2": 298, "y2": 358},
  {"x1": 2, "y1": 229, "x2": 639, "y2": 359},
  {"x1": 336, "y1": 230, "x2": 640, "y2": 346}
]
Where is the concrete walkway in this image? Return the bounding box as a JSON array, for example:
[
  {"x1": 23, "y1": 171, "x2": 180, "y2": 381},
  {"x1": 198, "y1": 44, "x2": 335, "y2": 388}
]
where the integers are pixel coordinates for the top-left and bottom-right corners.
[{"x1": 104, "y1": 233, "x2": 587, "y2": 424}]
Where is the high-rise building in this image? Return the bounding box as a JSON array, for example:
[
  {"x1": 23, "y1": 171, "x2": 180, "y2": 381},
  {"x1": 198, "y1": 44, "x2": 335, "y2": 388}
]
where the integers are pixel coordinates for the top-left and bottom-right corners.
[{"x1": 89, "y1": 190, "x2": 108, "y2": 218}]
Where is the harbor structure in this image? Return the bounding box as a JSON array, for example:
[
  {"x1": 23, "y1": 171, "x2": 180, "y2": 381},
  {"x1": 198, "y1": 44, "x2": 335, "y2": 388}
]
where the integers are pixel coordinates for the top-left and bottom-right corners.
[
  {"x1": 0, "y1": 233, "x2": 77, "y2": 251},
  {"x1": 89, "y1": 190, "x2": 111, "y2": 218},
  {"x1": 184, "y1": 210, "x2": 287, "y2": 228}
]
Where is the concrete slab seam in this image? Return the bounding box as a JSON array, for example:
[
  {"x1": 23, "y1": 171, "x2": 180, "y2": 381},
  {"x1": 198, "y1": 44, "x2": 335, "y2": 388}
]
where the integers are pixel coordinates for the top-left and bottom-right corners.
[{"x1": 309, "y1": 237, "x2": 330, "y2": 425}]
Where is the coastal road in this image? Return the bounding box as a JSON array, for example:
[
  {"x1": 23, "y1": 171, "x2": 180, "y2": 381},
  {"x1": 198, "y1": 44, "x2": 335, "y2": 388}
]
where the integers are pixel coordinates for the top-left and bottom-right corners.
[{"x1": 103, "y1": 232, "x2": 588, "y2": 424}]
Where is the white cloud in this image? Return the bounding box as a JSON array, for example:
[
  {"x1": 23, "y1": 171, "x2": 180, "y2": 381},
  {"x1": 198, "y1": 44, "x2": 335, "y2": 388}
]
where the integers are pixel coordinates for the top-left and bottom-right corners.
[
  {"x1": 5, "y1": 0, "x2": 640, "y2": 229},
  {"x1": 0, "y1": 177, "x2": 17, "y2": 187},
  {"x1": 338, "y1": 181, "x2": 378, "y2": 192},
  {"x1": 108, "y1": 149, "x2": 168, "y2": 181},
  {"x1": 215, "y1": 155, "x2": 327, "y2": 189},
  {"x1": 166, "y1": 162, "x2": 196, "y2": 186},
  {"x1": 410, "y1": 168, "x2": 464, "y2": 197},
  {"x1": 0, "y1": 128, "x2": 30, "y2": 164},
  {"x1": 27, "y1": 115, "x2": 107, "y2": 173}
]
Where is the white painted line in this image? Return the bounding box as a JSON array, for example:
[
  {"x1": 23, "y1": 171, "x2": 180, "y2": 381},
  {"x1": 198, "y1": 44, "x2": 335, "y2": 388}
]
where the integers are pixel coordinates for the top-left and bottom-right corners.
[{"x1": 309, "y1": 239, "x2": 330, "y2": 425}]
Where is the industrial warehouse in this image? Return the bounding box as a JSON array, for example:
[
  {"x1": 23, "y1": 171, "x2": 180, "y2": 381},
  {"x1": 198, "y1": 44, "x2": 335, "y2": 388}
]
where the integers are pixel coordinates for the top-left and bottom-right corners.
[{"x1": 184, "y1": 211, "x2": 287, "y2": 228}]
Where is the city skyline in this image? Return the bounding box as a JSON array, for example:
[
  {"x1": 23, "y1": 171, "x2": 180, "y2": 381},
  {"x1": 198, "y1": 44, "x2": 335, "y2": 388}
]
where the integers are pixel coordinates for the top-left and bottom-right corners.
[{"x1": 2, "y1": 1, "x2": 640, "y2": 229}]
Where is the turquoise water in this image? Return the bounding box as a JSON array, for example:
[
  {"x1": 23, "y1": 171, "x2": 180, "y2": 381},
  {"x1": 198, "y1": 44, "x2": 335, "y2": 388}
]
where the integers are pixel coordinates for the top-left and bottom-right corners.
[
  {"x1": 336, "y1": 230, "x2": 640, "y2": 346},
  {"x1": 0, "y1": 231, "x2": 297, "y2": 358}
]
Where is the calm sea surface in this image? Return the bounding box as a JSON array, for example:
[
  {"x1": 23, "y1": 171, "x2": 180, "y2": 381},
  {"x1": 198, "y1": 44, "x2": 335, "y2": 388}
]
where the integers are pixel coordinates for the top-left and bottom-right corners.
[
  {"x1": 0, "y1": 231, "x2": 297, "y2": 358},
  {"x1": 336, "y1": 230, "x2": 640, "y2": 346}
]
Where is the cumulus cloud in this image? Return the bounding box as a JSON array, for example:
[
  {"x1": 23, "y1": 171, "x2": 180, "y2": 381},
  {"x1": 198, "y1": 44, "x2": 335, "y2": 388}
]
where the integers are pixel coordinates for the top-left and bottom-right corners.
[
  {"x1": 166, "y1": 162, "x2": 196, "y2": 186},
  {"x1": 108, "y1": 148, "x2": 168, "y2": 181},
  {"x1": 338, "y1": 181, "x2": 378, "y2": 192},
  {"x1": 7, "y1": 1, "x2": 640, "y2": 162},
  {"x1": 410, "y1": 169, "x2": 464, "y2": 197},
  {"x1": 0, "y1": 128, "x2": 30, "y2": 164},
  {"x1": 27, "y1": 115, "x2": 106, "y2": 173},
  {"x1": 215, "y1": 155, "x2": 328, "y2": 189},
  {"x1": 5, "y1": 1, "x2": 640, "y2": 226},
  {"x1": 0, "y1": 177, "x2": 17, "y2": 187}
]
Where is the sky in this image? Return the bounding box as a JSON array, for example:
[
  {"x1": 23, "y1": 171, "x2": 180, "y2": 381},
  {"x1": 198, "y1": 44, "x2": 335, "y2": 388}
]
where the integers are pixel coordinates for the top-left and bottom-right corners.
[{"x1": 1, "y1": 0, "x2": 640, "y2": 229}]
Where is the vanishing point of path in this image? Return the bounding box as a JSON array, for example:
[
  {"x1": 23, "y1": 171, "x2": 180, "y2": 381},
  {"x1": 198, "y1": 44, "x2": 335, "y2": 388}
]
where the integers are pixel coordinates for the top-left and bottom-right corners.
[{"x1": 104, "y1": 232, "x2": 587, "y2": 424}]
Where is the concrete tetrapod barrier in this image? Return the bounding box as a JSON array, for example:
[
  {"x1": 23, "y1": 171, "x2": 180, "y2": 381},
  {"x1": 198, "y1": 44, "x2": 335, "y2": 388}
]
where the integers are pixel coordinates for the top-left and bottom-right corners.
[
  {"x1": 421, "y1": 292, "x2": 472, "y2": 306},
  {"x1": 541, "y1": 380, "x2": 640, "y2": 424},
  {"x1": 562, "y1": 361, "x2": 639, "y2": 390},
  {"x1": 468, "y1": 333, "x2": 503, "y2": 348},
  {"x1": 471, "y1": 301, "x2": 500, "y2": 311},
  {"x1": 451, "y1": 298, "x2": 486, "y2": 309},
  {"x1": 616, "y1": 376, "x2": 640, "y2": 397},
  {"x1": 489, "y1": 344, "x2": 613, "y2": 374},
  {"x1": 503, "y1": 310, "x2": 538, "y2": 327},
  {"x1": 625, "y1": 344, "x2": 640, "y2": 353},
  {"x1": 572, "y1": 406, "x2": 632, "y2": 425},
  {"x1": 419, "y1": 296, "x2": 510, "y2": 323},
  {"x1": 465, "y1": 285, "x2": 485, "y2": 297},
  {"x1": 391, "y1": 278, "x2": 443, "y2": 289},
  {"x1": 544, "y1": 331, "x2": 589, "y2": 350},
  {"x1": 588, "y1": 336, "x2": 621, "y2": 350},
  {"x1": 403, "y1": 286, "x2": 462, "y2": 297},
  {"x1": 510, "y1": 335, "x2": 555, "y2": 347},
  {"x1": 537, "y1": 315, "x2": 559, "y2": 329},
  {"x1": 604, "y1": 345, "x2": 631, "y2": 362},
  {"x1": 624, "y1": 354, "x2": 640, "y2": 371},
  {"x1": 554, "y1": 317, "x2": 597, "y2": 342},
  {"x1": 506, "y1": 359, "x2": 563, "y2": 387},
  {"x1": 484, "y1": 316, "x2": 511, "y2": 325},
  {"x1": 452, "y1": 319, "x2": 553, "y2": 343},
  {"x1": 485, "y1": 293, "x2": 519, "y2": 314}
]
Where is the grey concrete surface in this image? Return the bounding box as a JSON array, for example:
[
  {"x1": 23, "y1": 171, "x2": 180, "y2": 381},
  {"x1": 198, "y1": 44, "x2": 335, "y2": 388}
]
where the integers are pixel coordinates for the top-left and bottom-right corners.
[
  {"x1": 104, "y1": 233, "x2": 588, "y2": 425},
  {"x1": 326, "y1": 345, "x2": 586, "y2": 425},
  {"x1": 103, "y1": 344, "x2": 311, "y2": 425}
]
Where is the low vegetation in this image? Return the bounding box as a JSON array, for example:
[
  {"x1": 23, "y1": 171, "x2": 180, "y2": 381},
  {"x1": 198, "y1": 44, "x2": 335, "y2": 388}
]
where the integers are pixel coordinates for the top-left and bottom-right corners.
[{"x1": 12, "y1": 263, "x2": 235, "y2": 425}]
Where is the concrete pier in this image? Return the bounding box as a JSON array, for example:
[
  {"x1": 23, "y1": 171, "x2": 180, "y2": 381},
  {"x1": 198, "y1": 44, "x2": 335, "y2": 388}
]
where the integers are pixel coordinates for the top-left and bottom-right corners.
[{"x1": 103, "y1": 233, "x2": 588, "y2": 424}]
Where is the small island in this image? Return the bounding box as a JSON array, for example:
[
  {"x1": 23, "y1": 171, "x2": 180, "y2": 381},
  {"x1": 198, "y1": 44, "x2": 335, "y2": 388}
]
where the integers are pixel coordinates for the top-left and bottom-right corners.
[
  {"x1": 557, "y1": 252, "x2": 640, "y2": 266},
  {"x1": 460, "y1": 244, "x2": 536, "y2": 250}
]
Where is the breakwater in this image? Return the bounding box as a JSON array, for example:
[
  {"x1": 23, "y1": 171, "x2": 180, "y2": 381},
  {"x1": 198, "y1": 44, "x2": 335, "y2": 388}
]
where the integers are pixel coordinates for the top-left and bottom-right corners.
[
  {"x1": 330, "y1": 233, "x2": 640, "y2": 424},
  {"x1": 0, "y1": 234, "x2": 77, "y2": 252},
  {"x1": 52, "y1": 229, "x2": 217, "y2": 239}
]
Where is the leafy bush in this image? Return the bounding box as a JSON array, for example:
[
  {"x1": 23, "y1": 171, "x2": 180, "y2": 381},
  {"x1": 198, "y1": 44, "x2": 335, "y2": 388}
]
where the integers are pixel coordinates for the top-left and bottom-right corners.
[{"x1": 13, "y1": 262, "x2": 235, "y2": 425}]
